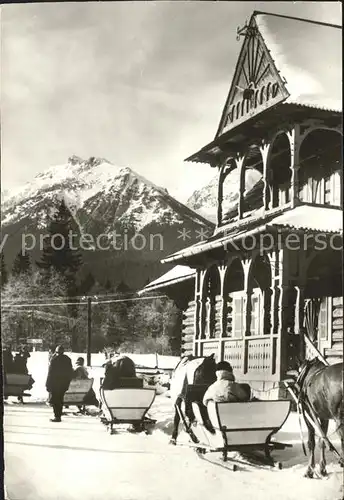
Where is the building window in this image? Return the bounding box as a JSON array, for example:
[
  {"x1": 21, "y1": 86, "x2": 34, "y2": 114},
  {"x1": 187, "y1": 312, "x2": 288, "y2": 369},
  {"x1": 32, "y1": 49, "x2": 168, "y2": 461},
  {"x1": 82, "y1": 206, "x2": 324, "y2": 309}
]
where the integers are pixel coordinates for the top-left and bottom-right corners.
[
  {"x1": 311, "y1": 177, "x2": 322, "y2": 204},
  {"x1": 298, "y1": 168, "x2": 342, "y2": 207},
  {"x1": 324, "y1": 175, "x2": 332, "y2": 205},
  {"x1": 250, "y1": 290, "x2": 263, "y2": 335},
  {"x1": 318, "y1": 297, "x2": 329, "y2": 341},
  {"x1": 333, "y1": 172, "x2": 341, "y2": 206},
  {"x1": 233, "y1": 293, "x2": 244, "y2": 338}
]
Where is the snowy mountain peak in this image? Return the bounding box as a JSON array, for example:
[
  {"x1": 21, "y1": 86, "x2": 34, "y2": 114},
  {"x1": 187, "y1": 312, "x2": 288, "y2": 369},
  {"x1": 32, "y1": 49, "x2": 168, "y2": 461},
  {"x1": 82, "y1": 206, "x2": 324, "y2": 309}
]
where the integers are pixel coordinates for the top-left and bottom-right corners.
[
  {"x1": 187, "y1": 168, "x2": 262, "y2": 223},
  {"x1": 1, "y1": 157, "x2": 214, "y2": 290},
  {"x1": 1, "y1": 156, "x2": 213, "y2": 232}
]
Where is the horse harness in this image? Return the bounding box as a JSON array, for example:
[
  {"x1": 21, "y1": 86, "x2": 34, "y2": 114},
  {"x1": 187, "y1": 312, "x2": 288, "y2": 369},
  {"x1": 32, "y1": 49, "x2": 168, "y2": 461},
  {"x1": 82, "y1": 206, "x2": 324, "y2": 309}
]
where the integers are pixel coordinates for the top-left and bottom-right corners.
[
  {"x1": 294, "y1": 359, "x2": 327, "y2": 454},
  {"x1": 295, "y1": 358, "x2": 326, "y2": 406},
  {"x1": 293, "y1": 358, "x2": 344, "y2": 463}
]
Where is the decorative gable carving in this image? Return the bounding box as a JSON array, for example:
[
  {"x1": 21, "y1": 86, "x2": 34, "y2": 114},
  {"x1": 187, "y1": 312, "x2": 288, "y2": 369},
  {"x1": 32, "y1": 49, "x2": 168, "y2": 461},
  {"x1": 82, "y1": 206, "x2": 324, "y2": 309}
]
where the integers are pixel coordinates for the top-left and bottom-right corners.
[{"x1": 216, "y1": 19, "x2": 289, "y2": 137}]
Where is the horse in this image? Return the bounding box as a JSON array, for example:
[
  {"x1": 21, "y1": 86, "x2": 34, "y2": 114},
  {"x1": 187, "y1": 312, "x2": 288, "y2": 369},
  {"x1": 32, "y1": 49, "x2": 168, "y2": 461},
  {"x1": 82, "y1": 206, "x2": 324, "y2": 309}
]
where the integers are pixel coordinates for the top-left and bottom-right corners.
[
  {"x1": 102, "y1": 355, "x2": 136, "y2": 390},
  {"x1": 169, "y1": 354, "x2": 217, "y2": 445},
  {"x1": 296, "y1": 358, "x2": 343, "y2": 478}
]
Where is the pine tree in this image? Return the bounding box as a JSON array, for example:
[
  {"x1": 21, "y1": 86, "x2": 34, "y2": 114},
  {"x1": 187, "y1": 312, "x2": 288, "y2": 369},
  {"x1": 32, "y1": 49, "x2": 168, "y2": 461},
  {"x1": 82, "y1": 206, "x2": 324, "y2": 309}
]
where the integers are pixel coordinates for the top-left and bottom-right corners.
[
  {"x1": 37, "y1": 199, "x2": 83, "y2": 350},
  {"x1": 104, "y1": 279, "x2": 112, "y2": 292},
  {"x1": 0, "y1": 252, "x2": 8, "y2": 288},
  {"x1": 116, "y1": 281, "x2": 131, "y2": 294},
  {"x1": 79, "y1": 272, "x2": 96, "y2": 295},
  {"x1": 37, "y1": 199, "x2": 82, "y2": 285},
  {"x1": 12, "y1": 250, "x2": 32, "y2": 276}
]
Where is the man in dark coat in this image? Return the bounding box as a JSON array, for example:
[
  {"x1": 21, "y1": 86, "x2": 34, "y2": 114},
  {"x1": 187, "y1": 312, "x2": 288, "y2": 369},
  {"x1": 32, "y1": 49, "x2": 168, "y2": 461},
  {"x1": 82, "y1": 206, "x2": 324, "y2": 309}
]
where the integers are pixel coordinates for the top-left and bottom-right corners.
[
  {"x1": 46, "y1": 345, "x2": 73, "y2": 422},
  {"x1": 2, "y1": 347, "x2": 14, "y2": 374},
  {"x1": 13, "y1": 350, "x2": 29, "y2": 374}
]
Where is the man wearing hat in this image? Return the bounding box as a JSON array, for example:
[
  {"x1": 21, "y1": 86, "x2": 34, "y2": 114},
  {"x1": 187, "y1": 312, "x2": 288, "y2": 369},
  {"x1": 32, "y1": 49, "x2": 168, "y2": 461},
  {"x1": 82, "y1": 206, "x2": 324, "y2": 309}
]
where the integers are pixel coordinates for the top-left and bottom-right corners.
[
  {"x1": 46, "y1": 345, "x2": 74, "y2": 422},
  {"x1": 203, "y1": 361, "x2": 250, "y2": 406}
]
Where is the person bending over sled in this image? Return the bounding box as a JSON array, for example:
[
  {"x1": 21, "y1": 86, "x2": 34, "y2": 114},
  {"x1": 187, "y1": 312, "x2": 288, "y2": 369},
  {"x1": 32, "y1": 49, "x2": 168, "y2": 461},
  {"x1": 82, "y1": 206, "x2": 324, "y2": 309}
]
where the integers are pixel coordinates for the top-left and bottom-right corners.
[{"x1": 203, "y1": 361, "x2": 251, "y2": 406}]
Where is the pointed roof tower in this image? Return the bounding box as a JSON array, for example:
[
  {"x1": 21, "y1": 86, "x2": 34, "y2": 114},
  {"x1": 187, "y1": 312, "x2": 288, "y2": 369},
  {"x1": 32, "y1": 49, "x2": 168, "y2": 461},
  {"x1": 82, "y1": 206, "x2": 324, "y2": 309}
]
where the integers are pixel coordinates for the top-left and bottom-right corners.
[
  {"x1": 186, "y1": 11, "x2": 341, "y2": 165},
  {"x1": 215, "y1": 12, "x2": 289, "y2": 138}
]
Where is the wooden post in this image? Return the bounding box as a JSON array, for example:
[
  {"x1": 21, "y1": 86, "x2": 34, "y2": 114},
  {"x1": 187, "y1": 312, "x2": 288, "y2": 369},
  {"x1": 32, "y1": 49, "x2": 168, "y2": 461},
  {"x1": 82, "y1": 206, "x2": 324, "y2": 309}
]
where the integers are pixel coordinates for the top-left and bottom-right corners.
[
  {"x1": 218, "y1": 265, "x2": 226, "y2": 360},
  {"x1": 242, "y1": 259, "x2": 252, "y2": 336},
  {"x1": 235, "y1": 156, "x2": 245, "y2": 220},
  {"x1": 242, "y1": 259, "x2": 251, "y2": 374},
  {"x1": 87, "y1": 297, "x2": 92, "y2": 366},
  {"x1": 277, "y1": 247, "x2": 292, "y2": 378},
  {"x1": 217, "y1": 160, "x2": 228, "y2": 227},
  {"x1": 193, "y1": 269, "x2": 202, "y2": 356},
  {"x1": 287, "y1": 125, "x2": 301, "y2": 209},
  {"x1": 260, "y1": 142, "x2": 271, "y2": 212}
]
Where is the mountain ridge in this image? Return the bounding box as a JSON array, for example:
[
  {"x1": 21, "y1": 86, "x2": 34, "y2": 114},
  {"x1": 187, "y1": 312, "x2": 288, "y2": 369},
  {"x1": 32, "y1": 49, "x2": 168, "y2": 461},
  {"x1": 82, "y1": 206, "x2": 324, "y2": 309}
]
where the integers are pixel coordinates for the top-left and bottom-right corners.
[{"x1": 1, "y1": 156, "x2": 214, "y2": 290}]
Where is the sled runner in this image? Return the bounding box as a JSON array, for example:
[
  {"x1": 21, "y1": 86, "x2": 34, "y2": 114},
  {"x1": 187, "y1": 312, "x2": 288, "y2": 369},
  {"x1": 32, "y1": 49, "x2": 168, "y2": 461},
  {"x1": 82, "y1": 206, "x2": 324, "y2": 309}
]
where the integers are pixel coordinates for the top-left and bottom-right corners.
[
  {"x1": 176, "y1": 384, "x2": 291, "y2": 471},
  {"x1": 99, "y1": 383, "x2": 156, "y2": 434},
  {"x1": 4, "y1": 373, "x2": 34, "y2": 398}
]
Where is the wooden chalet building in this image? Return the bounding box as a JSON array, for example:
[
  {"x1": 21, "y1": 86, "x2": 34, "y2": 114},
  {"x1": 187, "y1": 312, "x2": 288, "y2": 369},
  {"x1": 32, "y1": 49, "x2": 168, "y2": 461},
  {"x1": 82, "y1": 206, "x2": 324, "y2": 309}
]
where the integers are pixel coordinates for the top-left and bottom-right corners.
[{"x1": 142, "y1": 12, "x2": 343, "y2": 396}]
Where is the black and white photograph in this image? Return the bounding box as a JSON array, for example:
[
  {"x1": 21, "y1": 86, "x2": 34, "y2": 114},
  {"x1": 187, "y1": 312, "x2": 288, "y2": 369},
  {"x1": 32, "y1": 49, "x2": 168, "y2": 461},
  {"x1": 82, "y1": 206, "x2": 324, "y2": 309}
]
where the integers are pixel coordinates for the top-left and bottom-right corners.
[{"x1": 1, "y1": 2, "x2": 343, "y2": 499}]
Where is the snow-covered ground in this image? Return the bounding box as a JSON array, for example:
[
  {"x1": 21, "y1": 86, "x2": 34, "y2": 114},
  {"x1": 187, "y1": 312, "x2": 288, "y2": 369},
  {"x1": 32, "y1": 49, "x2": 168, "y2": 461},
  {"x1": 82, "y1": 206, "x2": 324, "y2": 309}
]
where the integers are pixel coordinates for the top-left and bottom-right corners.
[{"x1": 4, "y1": 352, "x2": 343, "y2": 500}]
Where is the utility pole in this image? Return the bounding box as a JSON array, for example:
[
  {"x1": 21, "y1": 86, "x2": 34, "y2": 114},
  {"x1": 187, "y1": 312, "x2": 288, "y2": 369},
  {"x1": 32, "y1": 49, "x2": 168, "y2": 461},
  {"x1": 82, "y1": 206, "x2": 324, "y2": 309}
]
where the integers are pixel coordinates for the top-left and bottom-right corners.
[
  {"x1": 31, "y1": 311, "x2": 34, "y2": 351},
  {"x1": 87, "y1": 297, "x2": 92, "y2": 366}
]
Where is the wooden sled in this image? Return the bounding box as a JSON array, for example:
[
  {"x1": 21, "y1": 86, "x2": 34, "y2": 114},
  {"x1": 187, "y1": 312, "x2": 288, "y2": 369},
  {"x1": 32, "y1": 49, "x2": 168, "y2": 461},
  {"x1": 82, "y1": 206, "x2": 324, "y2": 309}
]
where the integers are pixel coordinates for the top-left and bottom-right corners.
[
  {"x1": 100, "y1": 384, "x2": 156, "y2": 435},
  {"x1": 181, "y1": 396, "x2": 291, "y2": 471},
  {"x1": 4, "y1": 373, "x2": 34, "y2": 398},
  {"x1": 63, "y1": 379, "x2": 95, "y2": 410}
]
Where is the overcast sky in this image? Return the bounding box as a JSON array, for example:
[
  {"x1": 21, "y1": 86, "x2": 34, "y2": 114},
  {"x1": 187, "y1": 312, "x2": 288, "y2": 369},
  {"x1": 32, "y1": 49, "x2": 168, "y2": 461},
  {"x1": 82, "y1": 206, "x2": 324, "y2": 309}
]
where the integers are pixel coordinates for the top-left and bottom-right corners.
[{"x1": 1, "y1": 1, "x2": 342, "y2": 202}]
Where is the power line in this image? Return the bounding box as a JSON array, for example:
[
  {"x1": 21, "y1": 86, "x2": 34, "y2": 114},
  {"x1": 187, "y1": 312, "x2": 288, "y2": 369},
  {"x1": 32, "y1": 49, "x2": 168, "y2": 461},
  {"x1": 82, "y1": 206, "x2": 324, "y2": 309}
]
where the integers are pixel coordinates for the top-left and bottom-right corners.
[
  {"x1": 1, "y1": 294, "x2": 168, "y2": 308},
  {"x1": 0, "y1": 291, "x2": 145, "y2": 303}
]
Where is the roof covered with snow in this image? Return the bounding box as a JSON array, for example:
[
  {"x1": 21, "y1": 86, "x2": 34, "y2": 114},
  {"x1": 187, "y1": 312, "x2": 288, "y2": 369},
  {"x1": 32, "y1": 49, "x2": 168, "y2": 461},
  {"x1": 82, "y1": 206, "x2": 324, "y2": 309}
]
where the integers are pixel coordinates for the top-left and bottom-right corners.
[
  {"x1": 162, "y1": 205, "x2": 342, "y2": 264},
  {"x1": 267, "y1": 205, "x2": 343, "y2": 233},
  {"x1": 139, "y1": 265, "x2": 195, "y2": 294},
  {"x1": 255, "y1": 12, "x2": 342, "y2": 112}
]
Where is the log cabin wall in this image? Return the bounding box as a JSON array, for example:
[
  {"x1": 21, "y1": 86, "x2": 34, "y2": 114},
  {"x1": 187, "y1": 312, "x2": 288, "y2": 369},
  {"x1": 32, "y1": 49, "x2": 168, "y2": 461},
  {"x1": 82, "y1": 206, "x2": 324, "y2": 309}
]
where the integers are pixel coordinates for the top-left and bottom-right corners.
[
  {"x1": 322, "y1": 296, "x2": 343, "y2": 364},
  {"x1": 181, "y1": 300, "x2": 195, "y2": 356}
]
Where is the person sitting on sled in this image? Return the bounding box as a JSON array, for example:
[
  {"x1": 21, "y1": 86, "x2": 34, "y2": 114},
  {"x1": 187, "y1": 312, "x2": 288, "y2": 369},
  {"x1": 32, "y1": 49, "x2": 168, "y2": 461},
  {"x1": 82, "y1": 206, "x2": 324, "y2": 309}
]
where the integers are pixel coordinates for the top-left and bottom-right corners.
[
  {"x1": 74, "y1": 357, "x2": 89, "y2": 380},
  {"x1": 73, "y1": 357, "x2": 99, "y2": 413}
]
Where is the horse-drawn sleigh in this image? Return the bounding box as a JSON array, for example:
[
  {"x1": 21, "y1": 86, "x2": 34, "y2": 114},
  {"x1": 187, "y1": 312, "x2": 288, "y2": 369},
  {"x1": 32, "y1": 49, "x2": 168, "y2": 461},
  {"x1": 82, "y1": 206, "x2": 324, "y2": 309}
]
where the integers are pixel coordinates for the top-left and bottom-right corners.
[
  {"x1": 168, "y1": 352, "x2": 343, "y2": 474},
  {"x1": 98, "y1": 355, "x2": 157, "y2": 434},
  {"x1": 62, "y1": 378, "x2": 96, "y2": 413},
  {"x1": 3, "y1": 347, "x2": 34, "y2": 401},
  {"x1": 4, "y1": 373, "x2": 35, "y2": 400},
  {"x1": 186, "y1": 391, "x2": 291, "y2": 471}
]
